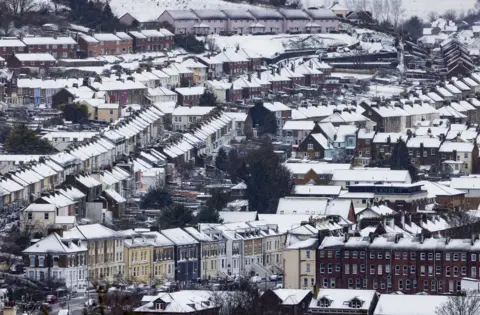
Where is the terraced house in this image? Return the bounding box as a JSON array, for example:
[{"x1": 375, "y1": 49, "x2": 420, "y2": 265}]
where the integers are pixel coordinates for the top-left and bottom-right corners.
[{"x1": 63, "y1": 224, "x2": 126, "y2": 282}]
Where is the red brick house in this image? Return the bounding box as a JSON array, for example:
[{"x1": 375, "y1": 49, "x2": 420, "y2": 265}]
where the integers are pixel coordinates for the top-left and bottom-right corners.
[
  {"x1": 215, "y1": 51, "x2": 249, "y2": 76},
  {"x1": 0, "y1": 39, "x2": 26, "y2": 59},
  {"x1": 8, "y1": 53, "x2": 57, "y2": 68},
  {"x1": 175, "y1": 86, "x2": 205, "y2": 106},
  {"x1": 22, "y1": 36, "x2": 78, "y2": 59}
]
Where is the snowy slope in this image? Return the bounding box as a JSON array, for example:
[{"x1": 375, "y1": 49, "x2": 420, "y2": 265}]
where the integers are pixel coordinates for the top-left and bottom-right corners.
[
  {"x1": 110, "y1": 0, "x2": 257, "y2": 22},
  {"x1": 209, "y1": 33, "x2": 357, "y2": 57}
]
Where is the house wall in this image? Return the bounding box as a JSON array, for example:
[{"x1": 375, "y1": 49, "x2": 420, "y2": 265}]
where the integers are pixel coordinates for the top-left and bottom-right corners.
[{"x1": 229, "y1": 19, "x2": 254, "y2": 34}]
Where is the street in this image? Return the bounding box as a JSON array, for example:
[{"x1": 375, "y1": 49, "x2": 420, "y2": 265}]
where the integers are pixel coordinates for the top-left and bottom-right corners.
[{"x1": 50, "y1": 292, "x2": 98, "y2": 315}]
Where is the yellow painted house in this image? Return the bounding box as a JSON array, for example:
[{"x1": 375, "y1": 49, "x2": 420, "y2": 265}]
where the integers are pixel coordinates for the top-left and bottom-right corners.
[{"x1": 124, "y1": 237, "x2": 152, "y2": 283}]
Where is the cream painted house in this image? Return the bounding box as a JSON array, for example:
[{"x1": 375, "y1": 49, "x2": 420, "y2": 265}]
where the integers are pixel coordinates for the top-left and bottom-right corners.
[
  {"x1": 283, "y1": 238, "x2": 318, "y2": 290},
  {"x1": 63, "y1": 224, "x2": 126, "y2": 282}
]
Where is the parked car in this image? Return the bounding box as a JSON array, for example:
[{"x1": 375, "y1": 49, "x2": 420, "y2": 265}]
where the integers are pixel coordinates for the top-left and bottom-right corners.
[
  {"x1": 46, "y1": 295, "x2": 56, "y2": 304},
  {"x1": 269, "y1": 274, "x2": 283, "y2": 281},
  {"x1": 85, "y1": 299, "x2": 96, "y2": 307},
  {"x1": 249, "y1": 276, "x2": 262, "y2": 283}
]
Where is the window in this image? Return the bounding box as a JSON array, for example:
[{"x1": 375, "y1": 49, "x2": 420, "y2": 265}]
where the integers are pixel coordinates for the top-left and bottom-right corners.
[
  {"x1": 348, "y1": 278, "x2": 353, "y2": 288},
  {"x1": 431, "y1": 148, "x2": 435, "y2": 156},
  {"x1": 472, "y1": 267, "x2": 477, "y2": 278},
  {"x1": 28, "y1": 212, "x2": 32, "y2": 220},
  {"x1": 428, "y1": 266, "x2": 433, "y2": 276},
  {"x1": 29, "y1": 255, "x2": 35, "y2": 267},
  {"x1": 473, "y1": 254, "x2": 477, "y2": 261},
  {"x1": 423, "y1": 151, "x2": 427, "y2": 157},
  {"x1": 453, "y1": 253, "x2": 458, "y2": 261},
  {"x1": 38, "y1": 256, "x2": 45, "y2": 267},
  {"x1": 360, "y1": 251, "x2": 365, "y2": 259},
  {"x1": 411, "y1": 265, "x2": 416, "y2": 274},
  {"x1": 373, "y1": 279, "x2": 378, "y2": 289},
  {"x1": 436, "y1": 253, "x2": 441, "y2": 260},
  {"x1": 386, "y1": 264, "x2": 391, "y2": 273},
  {"x1": 436, "y1": 265, "x2": 441, "y2": 275},
  {"x1": 464, "y1": 152, "x2": 468, "y2": 159},
  {"x1": 370, "y1": 251, "x2": 375, "y2": 259},
  {"x1": 428, "y1": 253, "x2": 433, "y2": 260},
  {"x1": 410, "y1": 252, "x2": 416, "y2": 259},
  {"x1": 420, "y1": 253, "x2": 425, "y2": 260},
  {"x1": 395, "y1": 265, "x2": 400, "y2": 275},
  {"x1": 345, "y1": 264, "x2": 350, "y2": 274},
  {"x1": 403, "y1": 265, "x2": 408, "y2": 275},
  {"x1": 306, "y1": 250, "x2": 310, "y2": 259},
  {"x1": 319, "y1": 250, "x2": 325, "y2": 258},
  {"x1": 406, "y1": 280, "x2": 411, "y2": 290},
  {"x1": 395, "y1": 252, "x2": 400, "y2": 260},
  {"x1": 446, "y1": 253, "x2": 451, "y2": 261},
  {"x1": 420, "y1": 266, "x2": 425, "y2": 276},
  {"x1": 378, "y1": 265, "x2": 383, "y2": 275},
  {"x1": 352, "y1": 251, "x2": 358, "y2": 259},
  {"x1": 424, "y1": 280, "x2": 429, "y2": 291},
  {"x1": 336, "y1": 263, "x2": 340, "y2": 272},
  {"x1": 328, "y1": 264, "x2": 332, "y2": 274},
  {"x1": 462, "y1": 253, "x2": 467, "y2": 261},
  {"x1": 306, "y1": 263, "x2": 310, "y2": 273},
  {"x1": 446, "y1": 266, "x2": 451, "y2": 277},
  {"x1": 336, "y1": 250, "x2": 340, "y2": 258},
  {"x1": 44, "y1": 213, "x2": 49, "y2": 220},
  {"x1": 345, "y1": 251, "x2": 350, "y2": 259},
  {"x1": 385, "y1": 252, "x2": 391, "y2": 259},
  {"x1": 377, "y1": 252, "x2": 383, "y2": 259},
  {"x1": 320, "y1": 263, "x2": 325, "y2": 273},
  {"x1": 398, "y1": 279, "x2": 403, "y2": 290},
  {"x1": 352, "y1": 264, "x2": 357, "y2": 274},
  {"x1": 360, "y1": 264, "x2": 365, "y2": 273},
  {"x1": 462, "y1": 266, "x2": 466, "y2": 276},
  {"x1": 370, "y1": 264, "x2": 375, "y2": 275},
  {"x1": 454, "y1": 266, "x2": 459, "y2": 276}
]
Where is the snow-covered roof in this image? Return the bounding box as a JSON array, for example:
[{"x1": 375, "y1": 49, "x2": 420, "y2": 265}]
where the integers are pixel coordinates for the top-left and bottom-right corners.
[
  {"x1": 439, "y1": 141, "x2": 474, "y2": 152},
  {"x1": 282, "y1": 120, "x2": 315, "y2": 131},
  {"x1": 293, "y1": 185, "x2": 342, "y2": 196},
  {"x1": 93, "y1": 33, "x2": 121, "y2": 41},
  {"x1": 263, "y1": 101, "x2": 290, "y2": 112},
  {"x1": 65, "y1": 223, "x2": 124, "y2": 240},
  {"x1": 0, "y1": 39, "x2": 26, "y2": 47},
  {"x1": 22, "y1": 36, "x2": 77, "y2": 45},
  {"x1": 23, "y1": 233, "x2": 87, "y2": 254},
  {"x1": 15, "y1": 53, "x2": 56, "y2": 61},
  {"x1": 305, "y1": 8, "x2": 337, "y2": 19},
  {"x1": 161, "y1": 228, "x2": 199, "y2": 245},
  {"x1": 165, "y1": 9, "x2": 199, "y2": 20},
  {"x1": 248, "y1": 9, "x2": 283, "y2": 19},
  {"x1": 373, "y1": 295, "x2": 448, "y2": 315},
  {"x1": 175, "y1": 86, "x2": 205, "y2": 96},
  {"x1": 23, "y1": 203, "x2": 56, "y2": 212},
  {"x1": 104, "y1": 188, "x2": 126, "y2": 203},
  {"x1": 418, "y1": 180, "x2": 464, "y2": 197},
  {"x1": 332, "y1": 169, "x2": 411, "y2": 183},
  {"x1": 221, "y1": 9, "x2": 255, "y2": 19},
  {"x1": 278, "y1": 9, "x2": 310, "y2": 19},
  {"x1": 219, "y1": 211, "x2": 257, "y2": 223},
  {"x1": 172, "y1": 106, "x2": 214, "y2": 116},
  {"x1": 271, "y1": 289, "x2": 312, "y2": 305},
  {"x1": 406, "y1": 136, "x2": 441, "y2": 148},
  {"x1": 284, "y1": 162, "x2": 351, "y2": 175},
  {"x1": 277, "y1": 197, "x2": 328, "y2": 215},
  {"x1": 310, "y1": 289, "x2": 377, "y2": 311},
  {"x1": 192, "y1": 9, "x2": 227, "y2": 19}
]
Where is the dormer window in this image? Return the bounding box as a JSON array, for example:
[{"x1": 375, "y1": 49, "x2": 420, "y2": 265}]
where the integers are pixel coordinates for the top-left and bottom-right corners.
[
  {"x1": 155, "y1": 303, "x2": 165, "y2": 310},
  {"x1": 349, "y1": 298, "x2": 364, "y2": 308},
  {"x1": 318, "y1": 298, "x2": 331, "y2": 308}
]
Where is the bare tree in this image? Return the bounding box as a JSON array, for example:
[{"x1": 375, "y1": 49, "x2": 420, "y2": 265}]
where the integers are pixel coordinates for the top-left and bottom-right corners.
[
  {"x1": 427, "y1": 11, "x2": 438, "y2": 22},
  {"x1": 4, "y1": 0, "x2": 35, "y2": 16},
  {"x1": 443, "y1": 9, "x2": 457, "y2": 21},
  {"x1": 206, "y1": 36, "x2": 218, "y2": 57},
  {"x1": 383, "y1": 0, "x2": 390, "y2": 23},
  {"x1": 390, "y1": 0, "x2": 404, "y2": 27},
  {"x1": 371, "y1": 0, "x2": 384, "y2": 21},
  {"x1": 436, "y1": 294, "x2": 480, "y2": 315},
  {"x1": 447, "y1": 212, "x2": 479, "y2": 228}
]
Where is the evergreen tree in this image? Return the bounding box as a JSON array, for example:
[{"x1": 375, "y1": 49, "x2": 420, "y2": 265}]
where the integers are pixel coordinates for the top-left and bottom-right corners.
[
  {"x1": 157, "y1": 204, "x2": 195, "y2": 229},
  {"x1": 140, "y1": 187, "x2": 173, "y2": 209},
  {"x1": 196, "y1": 205, "x2": 223, "y2": 224},
  {"x1": 198, "y1": 90, "x2": 217, "y2": 106},
  {"x1": 227, "y1": 149, "x2": 240, "y2": 182},
  {"x1": 263, "y1": 112, "x2": 278, "y2": 135},
  {"x1": 403, "y1": 16, "x2": 424, "y2": 40},
  {"x1": 215, "y1": 147, "x2": 228, "y2": 171},
  {"x1": 100, "y1": 2, "x2": 116, "y2": 31},
  {"x1": 238, "y1": 140, "x2": 294, "y2": 213},
  {"x1": 389, "y1": 138, "x2": 418, "y2": 181},
  {"x1": 4, "y1": 124, "x2": 56, "y2": 154}
]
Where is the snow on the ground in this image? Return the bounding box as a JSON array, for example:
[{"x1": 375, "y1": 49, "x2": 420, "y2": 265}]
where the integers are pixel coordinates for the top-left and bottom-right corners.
[
  {"x1": 110, "y1": 0, "x2": 257, "y2": 22},
  {"x1": 337, "y1": 0, "x2": 476, "y2": 20},
  {"x1": 209, "y1": 33, "x2": 357, "y2": 58},
  {"x1": 331, "y1": 72, "x2": 375, "y2": 79},
  {"x1": 367, "y1": 84, "x2": 405, "y2": 98}
]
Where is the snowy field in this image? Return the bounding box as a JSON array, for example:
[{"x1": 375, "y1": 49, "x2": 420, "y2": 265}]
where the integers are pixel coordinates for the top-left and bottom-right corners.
[{"x1": 209, "y1": 33, "x2": 357, "y2": 58}]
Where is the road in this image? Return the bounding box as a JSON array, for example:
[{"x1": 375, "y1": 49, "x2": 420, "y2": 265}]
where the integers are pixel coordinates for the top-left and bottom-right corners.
[{"x1": 51, "y1": 292, "x2": 98, "y2": 315}]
